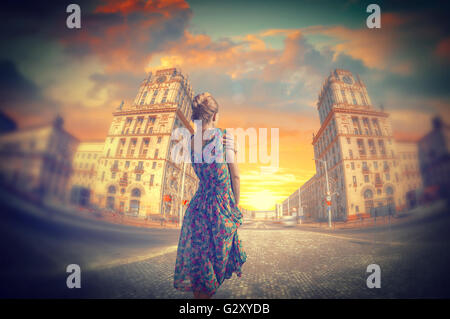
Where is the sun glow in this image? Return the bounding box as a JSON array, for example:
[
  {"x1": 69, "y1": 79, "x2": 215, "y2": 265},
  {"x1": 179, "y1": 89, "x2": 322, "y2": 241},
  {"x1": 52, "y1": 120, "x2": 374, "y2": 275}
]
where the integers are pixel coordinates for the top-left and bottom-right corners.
[{"x1": 242, "y1": 189, "x2": 278, "y2": 211}]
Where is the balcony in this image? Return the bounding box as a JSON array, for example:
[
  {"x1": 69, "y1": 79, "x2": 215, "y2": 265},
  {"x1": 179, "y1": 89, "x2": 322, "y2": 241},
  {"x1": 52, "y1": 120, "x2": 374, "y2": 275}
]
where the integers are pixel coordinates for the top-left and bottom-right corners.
[
  {"x1": 110, "y1": 166, "x2": 119, "y2": 172},
  {"x1": 119, "y1": 178, "x2": 128, "y2": 187},
  {"x1": 134, "y1": 167, "x2": 144, "y2": 174},
  {"x1": 375, "y1": 180, "x2": 383, "y2": 187},
  {"x1": 362, "y1": 166, "x2": 370, "y2": 173}
]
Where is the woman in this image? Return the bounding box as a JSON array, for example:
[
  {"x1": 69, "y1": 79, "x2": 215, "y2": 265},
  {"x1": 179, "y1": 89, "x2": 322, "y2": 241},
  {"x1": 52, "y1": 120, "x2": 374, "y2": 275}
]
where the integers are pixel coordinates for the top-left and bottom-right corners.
[{"x1": 173, "y1": 92, "x2": 247, "y2": 299}]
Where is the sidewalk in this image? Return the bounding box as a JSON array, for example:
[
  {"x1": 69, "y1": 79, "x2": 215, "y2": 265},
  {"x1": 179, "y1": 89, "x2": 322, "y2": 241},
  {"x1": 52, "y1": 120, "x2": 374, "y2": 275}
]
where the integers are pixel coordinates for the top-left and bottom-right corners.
[
  {"x1": 61, "y1": 206, "x2": 181, "y2": 230},
  {"x1": 0, "y1": 185, "x2": 181, "y2": 231},
  {"x1": 295, "y1": 200, "x2": 447, "y2": 231}
]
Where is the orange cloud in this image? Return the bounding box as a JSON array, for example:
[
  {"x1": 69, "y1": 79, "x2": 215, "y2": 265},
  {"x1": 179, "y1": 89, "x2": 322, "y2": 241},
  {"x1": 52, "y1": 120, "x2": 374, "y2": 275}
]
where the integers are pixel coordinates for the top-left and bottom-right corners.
[
  {"x1": 95, "y1": 0, "x2": 189, "y2": 16},
  {"x1": 436, "y1": 37, "x2": 450, "y2": 60}
]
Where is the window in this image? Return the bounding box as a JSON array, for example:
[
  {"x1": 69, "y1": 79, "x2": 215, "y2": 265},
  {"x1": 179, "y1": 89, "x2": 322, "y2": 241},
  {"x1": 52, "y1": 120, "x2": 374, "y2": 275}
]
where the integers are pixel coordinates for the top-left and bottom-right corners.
[
  {"x1": 136, "y1": 174, "x2": 141, "y2": 181},
  {"x1": 123, "y1": 118, "x2": 133, "y2": 134},
  {"x1": 352, "y1": 117, "x2": 362, "y2": 135},
  {"x1": 364, "y1": 189, "x2": 373, "y2": 199},
  {"x1": 127, "y1": 138, "x2": 137, "y2": 156},
  {"x1": 372, "y1": 119, "x2": 382, "y2": 136},
  {"x1": 117, "y1": 138, "x2": 126, "y2": 156},
  {"x1": 152, "y1": 162, "x2": 156, "y2": 169},
  {"x1": 362, "y1": 161, "x2": 368, "y2": 171},
  {"x1": 368, "y1": 139, "x2": 376, "y2": 156},
  {"x1": 378, "y1": 140, "x2": 386, "y2": 155},
  {"x1": 375, "y1": 173, "x2": 382, "y2": 185},
  {"x1": 351, "y1": 162, "x2": 355, "y2": 170},
  {"x1": 137, "y1": 161, "x2": 144, "y2": 169},
  {"x1": 140, "y1": 91, "x2": 147, "y2": 105},
  {"x1": 385, "y1": 173, "x2": 390, "y2": 181},
  {"x1": 362, "y1": 118, "x2": 372, "y2": 135},
  {"x1": 386, "y1": 186, "x2": 394, "y2": 196},
  {"x1": 364, "y1": 175, "x2": 369, "y2": 183},
  {"x1": 101, "y1": 172, "x2": 105, "y2": 182},
  {"x1": 134, "y1": 117, "x2": 144, "y2": 134},
  {"x1": 355, "y1": 206, "x2": 359, "y2": 213},
  {"x1": 360, "y1": 92, "x2": 367, "y2": 105},
  {"x1": 357, "y1": 139, "x2": 366, "y2": 156},
  {"x1": 155, "y1": 149, "x2": 159, "y2": 158},
  {"x1": 140, "y1": 138, "x2": 149, "y2": 157},
  {"x1": 125, "y1": 161, "x2": 130, "y2": 168},
  {"x1": 347, "y1": 138, "x2": 351, "y2": 144},
  {"x1": 352, "y1": 176, "x2": 357, "y2": 185},
  {"x1": 129, "y1": 199, "x2": 140, "y2": 215},
  {"x1": 131, "y1": 188, "x2": 141, "y2": 197},
  {"x1": 341, "y1": 90, "x2": 347, "y2": 103},
  {"x1": 374, "y1": 161, "x2": 378, "y2": 169},
  {"x1": 112, "y1": 172, "x2": 116, "y2": 179},
  {"x1": 157, "y1": 136, "x2": 162, "y2": 144},
  {"x1": 349, "y1": 150, "x2": 353, "y2": 159}
]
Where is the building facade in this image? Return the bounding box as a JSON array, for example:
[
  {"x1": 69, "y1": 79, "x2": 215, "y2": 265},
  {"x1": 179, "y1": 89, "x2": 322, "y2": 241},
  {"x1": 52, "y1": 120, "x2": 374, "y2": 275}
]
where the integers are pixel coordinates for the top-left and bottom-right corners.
[
  {"x1": 396, "y1": 141, "x2": 423, "y2": 209},
  {"x1": 418, "y1": 116, "x2": 450, "y2": 198},
  {"x1": 0, "y1": 116, "x2": 78, "y2": 202},
  {"x1": 69, "y1": 142, "x2": 104, "y2": 206},
  {"x1": 91, "y1": 68, "x2": 199, "y2": 220},
  {"x1": 282, "y1": 69, "x2": 422, "y2": 221}
]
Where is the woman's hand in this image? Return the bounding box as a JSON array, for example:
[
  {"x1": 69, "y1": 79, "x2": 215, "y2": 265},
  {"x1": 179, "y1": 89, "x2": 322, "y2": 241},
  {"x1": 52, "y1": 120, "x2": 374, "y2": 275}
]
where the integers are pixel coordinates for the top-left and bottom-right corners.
[{"x1": 222, "y1": 132, "x2": 236, "y2": 154}]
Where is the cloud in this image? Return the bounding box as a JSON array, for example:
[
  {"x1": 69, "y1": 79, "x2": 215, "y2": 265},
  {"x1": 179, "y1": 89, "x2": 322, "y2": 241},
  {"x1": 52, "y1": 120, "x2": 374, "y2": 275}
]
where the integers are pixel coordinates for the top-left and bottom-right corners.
[
  {"x1": 436, "y1": 37, "x2": 450, "y2": 61},
  {"x1": 0, "y1": 60, "x2": 60, "y2": 123}
]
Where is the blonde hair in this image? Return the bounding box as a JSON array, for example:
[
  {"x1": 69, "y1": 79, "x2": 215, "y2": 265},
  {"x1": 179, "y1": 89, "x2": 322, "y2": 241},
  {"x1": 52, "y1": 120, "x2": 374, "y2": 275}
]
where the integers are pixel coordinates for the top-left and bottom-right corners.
[{"x1": 191, "y1": 92, "x2": 219, "y2": 123}]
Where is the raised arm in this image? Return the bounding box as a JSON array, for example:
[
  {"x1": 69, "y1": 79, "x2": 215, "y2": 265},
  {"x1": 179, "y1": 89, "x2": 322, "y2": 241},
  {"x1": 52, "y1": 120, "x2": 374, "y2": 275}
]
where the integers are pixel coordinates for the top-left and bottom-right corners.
[{"x1": 223, "y1": 132, "x2": 240, "y2": 205}]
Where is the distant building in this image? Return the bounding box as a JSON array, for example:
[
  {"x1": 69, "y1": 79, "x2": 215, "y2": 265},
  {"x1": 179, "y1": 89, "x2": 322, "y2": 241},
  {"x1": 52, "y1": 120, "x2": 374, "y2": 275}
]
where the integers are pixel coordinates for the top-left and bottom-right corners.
[
  {"x1": 282, "y1": 69, "x2": 423, "y2": 221},
  {"x1": 418, "y1": 116, "x2": 450, "y2": 197},
  {"x1": 0, "y1": 111, "x2": 17, "y2": 133},
  {"x1": 69, "y1": 142, "x2": 104, "y2": 206},
  {"x1": 396, "y1": 141, "x2": 423, "y2": 209},
  {"x1": 89, "y1": 68, "x2": 199, "y2": 219},
  {"x1": 0, "y1": 115, "x2": 78, "y2": 202}
]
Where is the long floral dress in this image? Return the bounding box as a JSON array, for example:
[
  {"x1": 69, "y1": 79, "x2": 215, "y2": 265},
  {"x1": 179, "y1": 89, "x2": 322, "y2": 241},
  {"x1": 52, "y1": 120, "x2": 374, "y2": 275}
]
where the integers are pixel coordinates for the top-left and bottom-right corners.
[{"x1": 173, "y1": 128, "x2": 247, "y2": 296}]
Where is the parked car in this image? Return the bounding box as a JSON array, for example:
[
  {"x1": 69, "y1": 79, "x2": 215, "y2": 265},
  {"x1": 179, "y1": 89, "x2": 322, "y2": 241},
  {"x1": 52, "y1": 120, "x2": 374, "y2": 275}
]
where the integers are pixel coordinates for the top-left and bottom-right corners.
[{"x1": 281, "y1": 215, "x2": 296, "y2": 227}]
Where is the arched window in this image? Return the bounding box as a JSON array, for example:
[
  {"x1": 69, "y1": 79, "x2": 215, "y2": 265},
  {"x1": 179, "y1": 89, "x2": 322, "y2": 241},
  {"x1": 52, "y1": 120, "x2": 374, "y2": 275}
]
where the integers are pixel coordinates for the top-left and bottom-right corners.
[
  {"x1": 131, "y1": 188, "x2": 141, "y2": 197},
  {"x1": 108, "y1": 185, "x2": 116, "y2": 194},
  {"x1": 364, "y1": 189, "x2": 373, "y2": 199},
  {"x1": 386, "y1": 186, "x2": 394, "y2": 196}
]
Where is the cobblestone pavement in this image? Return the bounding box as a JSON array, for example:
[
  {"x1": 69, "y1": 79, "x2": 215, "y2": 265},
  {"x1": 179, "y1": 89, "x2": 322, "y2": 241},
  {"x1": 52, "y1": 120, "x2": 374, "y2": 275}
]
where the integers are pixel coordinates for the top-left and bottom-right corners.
[
  {"x1": 64, "y1": 217, "x2": 450, "y2": 299},
  {"x1": 1, "y1": 191, "x2": 449, "y2": 298}
]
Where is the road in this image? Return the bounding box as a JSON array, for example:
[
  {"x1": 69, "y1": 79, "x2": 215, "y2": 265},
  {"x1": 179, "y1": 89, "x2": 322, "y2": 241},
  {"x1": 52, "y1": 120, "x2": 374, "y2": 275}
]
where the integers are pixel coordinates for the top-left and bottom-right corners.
[{"x1": 1, "y1": 191, "x2": 449, "y2": 298}]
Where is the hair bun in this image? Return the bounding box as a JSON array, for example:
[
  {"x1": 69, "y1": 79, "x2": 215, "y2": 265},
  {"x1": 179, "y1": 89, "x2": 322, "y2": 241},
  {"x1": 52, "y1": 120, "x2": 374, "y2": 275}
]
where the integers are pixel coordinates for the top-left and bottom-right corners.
[{"x1": 191, "y1": 92, "x2": 219, "y2": 122}]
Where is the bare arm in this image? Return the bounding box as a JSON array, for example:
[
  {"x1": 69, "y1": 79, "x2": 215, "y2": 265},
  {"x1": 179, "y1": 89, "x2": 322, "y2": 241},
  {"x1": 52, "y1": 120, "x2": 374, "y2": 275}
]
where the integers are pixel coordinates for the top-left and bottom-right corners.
[{"x1": 223, "y1": 132, "x2": 240, "y2": 205}]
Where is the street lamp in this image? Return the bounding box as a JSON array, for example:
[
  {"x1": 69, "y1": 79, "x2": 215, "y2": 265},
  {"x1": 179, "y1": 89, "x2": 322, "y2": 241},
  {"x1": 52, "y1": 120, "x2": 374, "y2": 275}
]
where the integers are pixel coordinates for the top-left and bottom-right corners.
[
  {"x1": 314, "y1": 158, "x2": 332, "y2": 228},
  {"x1": 298, "y1": 188, "x2": 303, "y2": 224}
]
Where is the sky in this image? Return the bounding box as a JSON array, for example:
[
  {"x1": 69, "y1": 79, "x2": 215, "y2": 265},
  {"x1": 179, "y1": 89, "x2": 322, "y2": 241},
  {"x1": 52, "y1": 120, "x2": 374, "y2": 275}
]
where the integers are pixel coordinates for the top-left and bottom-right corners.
[{"x1": 0, "y1": 0, "x2": 449, "y2": 210}]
